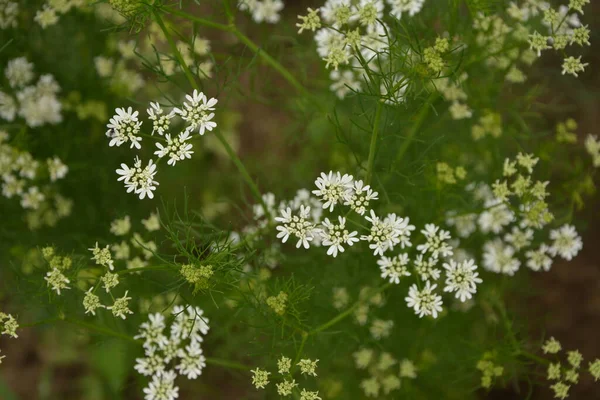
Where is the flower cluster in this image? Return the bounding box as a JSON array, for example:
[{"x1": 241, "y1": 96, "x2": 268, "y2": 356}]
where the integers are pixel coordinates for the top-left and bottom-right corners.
[
  {"x1": 1, "y1": 57, "x2": 63, "y2": 127},
  {"x1": 107, "y1": 90, "x2": 218, "y2": 199},
  {"x1": 34, "y1": 0, "x2": 86, "y2": 29},
  {"x1": 0, "y1": 311, "x2": 18, "y2": 364},
  {"x1": 250, "y1": 354, "x2": 321, "y2": 399},
  {"x1": 540, "y1": 336, "x2": 600, "y2": 399},
  {"x1": 134, "y1": 307, "x2": 210, "y2": 400},
  {"x1": 0, "y1": 131, "x2": 72, "y2": 230},
  {"x1": 238, "y1": 0, "x2": 284, "y2": 24},
  {"x1": 297, "y1": 0, "x2": 427, "y2": 99},
  {"x1": 0, "y1": 0, "x2": 18, "y2": 29},
  {"x1": 353, "y1": 348, "x2": 417, "y2": 398}
]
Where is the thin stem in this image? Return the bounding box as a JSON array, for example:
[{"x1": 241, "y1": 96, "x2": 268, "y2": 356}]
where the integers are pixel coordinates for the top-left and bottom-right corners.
[
  {"x1": 517, "y1": 351, "x2": 550, "y2": 365},
  {"x1": 366, "y1": 100, "x2": 384, "y2": 185},
  {"x1": 310, "y1": 283, "x2": 391, "y2": 334},
  {"x1": 160, "y1": 6, "x2": 308, "y2": 96},
  {"x1": 293, "y1": 332, "x2": 309, "y2": 366},
  {"x1": 206, "y1": 357, "x2": 249, "y2": 371},
  {"x1": 394, "y1": 92, "x2": 438, "y2": 167},
  {"x1": 63, "y1": 317, "x2": 139, "y2": 343},
  {"x1": 116, "y1": 265, "x2": 174, "y2": 275},
  {"x1": 154, "y1": 9, "x2": 268, "y2": 213}
]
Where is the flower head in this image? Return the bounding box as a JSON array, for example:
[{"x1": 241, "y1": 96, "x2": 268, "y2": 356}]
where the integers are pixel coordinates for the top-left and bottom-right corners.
[
  {"x1": 173, "y1": 90, "x2": 217, "y2": 135},
  {"x1": 405, "y1": 281, "x2": 443, "y2": 318}
]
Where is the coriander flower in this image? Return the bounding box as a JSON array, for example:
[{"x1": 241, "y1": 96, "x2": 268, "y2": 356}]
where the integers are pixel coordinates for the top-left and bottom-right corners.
[
  {"x1": 542, "y1": 337, "x2": 562, "y2": 354},
  {"x1": 589, "y1": 359, "x2": 600, "y2": 381},
  {"x1": 319, "y1": 216, "x2": 359, "y2": 257},
  {"x1": 312, "y1": 171, "x2": 354, "y2": 212},
  {"x1": 154, "y1": 131, "x2": 194, "y2": 166},
  {"x1": 0, "y1": 313, "x2": 19, "y2": 338},
  {"x1": 344, "y1": 179, "x2": 378, "y2": 215},
  {"x1": 110, "y1": 215, "x2": 131, "y2": 236},
  {"x1": 171, "y1": 305, "x2": 210, "y2": 343},
  {"x1": 106, "y1": 107, "x2": 143, "y2": 149},
  {"x1": 388, "y1": 0, "x2": 426, "y2": 20},
  {"x1": 482, "y1": 239, "x2": 521, "y2": 275},
  {"x1": 277, "y1": 355, "x2": 291, "y2": 374},
  {"x1": 297, "y1": 358, "x2": 319, "y2": 376},
  {"x1": 549, "y1": 224, "x2": 582, "y2": 261},
  {"x1": 561, "y1": 56, "x2": 588, "y2": 77},
  {"x1": 116, "y1": 157, "x2": 159, "y2": 200},
  {"x1": 442, "y1": 259, "x2": 482, "y2": 302},
  {"x1": 147, "y1": 102, "x2": 174, "y2": 136},
  {"x1": 134, "y1": 313, "x2": 168, "y2": 348},
  {"x1": 173, "y1": 90, "x2": 217, "y2": 135},
  {"x1": 135, "y1": 346, "x2": 166, "y2": 377},
  {"x1": 34, "y1": 5, "x2": 58, "y2": 28},
  {"x1": 414, "y1": 254, "x2": 441, "y2": 281},
  {"x1": 417, "y1": 223, "x2": 454, "y2": 258},
  {"x1": 528, "y1": 31, "x2": 550, "y2": 56},
  {"x1": 377, "y1": 253, "x2": 411, "y2": 284},
  {"x1": 44, "y1": 268, "x2": 70, "y2": 295},
  {"x1": 275, "y1": 205, "x2": 318, "y2": 249},
  {"x1": 142, "y1": 370, "x2": 179, "y2": 400},
  {"x1": 47, "y1": 157, "x2": 68, "y2": 181},
  {"x1": 478, "y1": 199, "x2": 514, "y2": 234},
  {"x1": 251, "y1": 368, "x2": 270, "y2": 389},
  {"x1": 550, "y1": 382, "x2": 570, "y2": 400},
  {"x1": 525, "y1": 244, "x2": 553, "y2": 272},
  {"x1": 504, "y1": 226, "x2": 533, "y2": 250},
  {"x1": 405, "y1": 281, "x2": 443, "y2": 318},
  {"x1": 296, "y1": 7, "x2": 321, "y2": 33},
  {"x1": 5, "y1": 57, "x2": 34, "y2": 88},
  {"x1": 108, "y1": 290, "x2": 133, "y2": 319},
  {"x1": 362, "y1": 211, "x2": 415, "y2": 256},
  {"x1": 89, "y1": 242, "x2": 115, "y2": 270},
  {"x1": 176, "y1": 341, "x2": 206, "y2": 379},
  {"x1": 276, "y1": 379, "x2": 298, "y2": 396},
  {"x1": 20, "y1": 186, "x2": 44, "y2": 209},
  {"x1": 300, "y1": 389, "x2": 322, "y2": 400},
  {"x1": 83, "y1": 288, "x2": 104, "y2": 315}
]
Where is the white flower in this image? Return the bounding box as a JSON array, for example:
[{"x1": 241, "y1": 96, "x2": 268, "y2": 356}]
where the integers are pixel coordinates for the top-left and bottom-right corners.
[
  {"x1": 135, "y1": 346, "x2": 166, "y2": 377},
  {"x1": 110, "y1": 215, "x2": 131, "y2": 236},
  {"x1": 143, "y1": 370, "x2": 179, "y2": 400},
  {"x1": 34, "y1": 5, "x2": 59, "y2": 28},
  {"x1": 443, "y1": 259, "x2": 482, "y2": 302},
  {"x1": 319, "y1": 216, "x2": 359, "y2": 257},
  {"x1": 142, "y1": 212, "x2": 161, "y2": 231},
  {"x1": 275, "y1": 205, "x2": 318, "y2": 249},
  {"x1": 361, "y1": 210, "x2": 415, "y2": 256},
  {"x1": 525, "y1": 244, "x2": 553, "y2": 272},
  {"x1": 0, "y1": 1, "x2": 19, "y2": 29},
  {"x1": 176, "y1": 341, "x2": 206, "y2": 379},
  {"x1": 135, "y1": 313, "x2": 169, "y2": 348},
  {"x1": 47, "y1": 157, "x2": 68, "y2": 181},
  {"x1": 107, "y1": 290, "x2": 133, "y2": 319},
  {"x1": 171, "y1": 305, "x2": 210, "y2": 343},
  {"x1": 312, "y1": 171, "x2": 354, "y2": 212},
  {"x1": 405, "y1": 281, "x2": 443, "y2": 318},
  {"x1": 321, "y1": 0, "x2": 352, "y2": 26},
  {"x1": 44, "y1": 268, "x2": 70, "y2": 295},
  {"x1": 482, "y1": 239, "x2": 521, "y2": 275},
  {"x1": 352, "y1": 0, "x2": 385, "y2": 26},
  {"x1": 504, "y1": 226, "x2": 533, "y2": 250},
  {"x1": 478, "y1": 199, "x2": 514, "y2": 234},
  {"x1": 344, "y1": 180, "x2": 378, "y2": 215},
  {"x1": 147, "y1": 102, "x2": 174, "y2": 136},
  {"x1": 549, "y1": 224, "x2": 582, "y2": 261},
  {"x1": 116, "y1": 157, "x2": 159, "y2": 200},
  {"x1": 378, "y1": 253, "x2": 411, "y2": 284},
  {"x1": 388, "y1": 0, "x2": 426, "y2": 20},
  {"x1": 173, "y1": 90, "x2": 217, "y2": 135},
  {"x1": 5, "y1": 57, "x2": 34, "y2": 88},
  {"x1": 445, "y1": 211, "x2": 477, "y2": 238},
  {"x1": 0, "y1": 91, "x2": 17, "y2": 121},
  {"x1": 251, "y1": 0, "x2": 284, "y2": 23},
  {"x1": 20, "y1": 186, "x2": 44, "y2": 209},
  {"x1": 154, "y1": 131, "x2": 194, "y2": 166},
  {"x1": 417, "y1": 224, "x2": 454, "y2": 258},
  {"x1": 106, "y1": 107, "x2": 143, "y2": 149},
  {"x1": 329, "y1": 69, "x2": 361, "y2": 99},
  {"x1": 414, "y1": 254, "x2": 441, "y2": 281},
  {"x1": 94, "y1": 56, "x2": 114, "y2": 77}
]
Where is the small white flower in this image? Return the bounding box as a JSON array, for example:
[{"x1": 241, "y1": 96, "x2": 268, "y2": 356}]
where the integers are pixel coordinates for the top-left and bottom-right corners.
[
  {"x1": 173, "y1": 90, "x2": 217, "y2": 135},
  {"x1": 154, "y1": 131, "x2": 194, "y2": 166},
  {"x1": 134, "y1": 313, "x2": 168, "y2": 348},
  {"x1": 171, "y1": 305, "x2": 210, "y2": 343},
  {"x1": 275, "y1": 205, "x2": 318, "y2": 249},
  {"x1": 176, "y1": 341, "x2": 206, "y2": 379},
  {"x1": 44, "y1": 268, "x2": 70, "y2": 295},
  {"x1": 116, "y1": 157, "x2": 159, "y2": 200},
  {"x1": 504, "y1": 226, "x2": 533, "y2": 250},
  {"x1": 482, "y1": 239, "x2": 521, "y2": 275},
  {"x1": 361, "y1": 210, "x2": 415, "y2": 256},
  {"x1": 319, "y1": 216, "x2": 359, "y2": 257},
  {"x1": 525, "y1": 244, "x2": 553, "y2": 272},
  {"x1": 405, "y1": 281, "x2": 443, "y2": 318},
  {"x1": 443, "y1": 259, "x2": 482, "y2": 302},
  {"x1": 413, "y1": 254, "x2": 441, "y2": 281},
  {"x1": 417, "y1": 223, "x2": 454, "y2": 258},
  {"x1": 378, "y1": 253, "x2": 411, "y2": 284},
  {"x1": 147, "y1": 102, "x2": 174, "y2": 136},
  {"x1": 549, "y1": 224, "x2": 582, "y2": 261},
  {"x1": 388, "y1": 0, "x2": 426, "y2": 20},
  {"x1": 134, "y1": 346, "x2": 166, "y2": 377},
  {"x1": 106, "y1": 107, "x2": 143, "y2": 149},
  {"x1": 478, "y1": 199, "x2": 515, "y2": 234},
  {"x1": 344, "y1": 180, "x2": 378, "y2": 215},
  {"x1": 142, "y1": 370, "x2": 179, "y2": 400},
  {"x1": 20, "y1": 186, "x2": 44, "y2": 209},
  {"x1": 47, "y1": 157, "x2": 68, "y2": 181},
  {"x1": 5, "y1": 57, "x2": 34, "y2": 88},
  {"x1": 312, "y1": 171, "x2": 354, "y2": 212}
]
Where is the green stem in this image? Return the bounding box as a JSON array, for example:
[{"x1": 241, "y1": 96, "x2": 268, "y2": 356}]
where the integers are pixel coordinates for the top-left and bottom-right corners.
[
  {"x1": 310, "y1": 283, "x2": 391, "y2": 334},
  {"x1": 517, "y1": 351, "x2": 550, "y2": 365},
  {"x1": 116, "y1": 265, "x2": 174, "y2": 275},
  {"x1": 154, "y1": 9, "x2": 268, "y2": 213},
  {"x1": 160, "y1": 6, "x2": 308, "y2": 96},
  {"x1": 394, "y1": 92, "x2": 438, "y2": 167},
  {"x1": 63, "y1": 317, "x2": 139, "y2": 343},
  {"x1": 366, "y1": 100, "x2": 384, "y2": 185},
  {"x1": 206, "y1": 357, "x2": 249, "y2": 371}
]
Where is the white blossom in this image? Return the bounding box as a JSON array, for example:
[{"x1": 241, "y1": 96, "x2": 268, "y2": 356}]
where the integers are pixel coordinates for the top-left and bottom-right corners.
[
  {"x1": 442, "y1": 259, "x2": 482, "y2": 302},
  {"x1": 549, "y1": 224, "x2": 582, "y2": 261},
  {"x1": 312, "y1": 171, "x2": 354, "y2": 212},
  {"x1": 116, "y1": 157, "x2": 159, "y2": 200},
  {"x1": 417, "y1": 223, "x2": 454, "y2": 258},
  {"x1": 319, "y1": 216, "x2": 359, "y2": 257},
  {"x1": 275, "y1": 205, "x2": 318, "y2": 249},
  {"x1": 378, "y1": 253, "x2": 411, "y2": 284},
  {"x1": 106, "y1": 107, "x2": 143, "y2": 149},
  {"x1": 173, "y1": 90, "x2": 217, "y2": 135},
  {"x1": 405, "y1": 281, "x2": 443, "y2": 318}
]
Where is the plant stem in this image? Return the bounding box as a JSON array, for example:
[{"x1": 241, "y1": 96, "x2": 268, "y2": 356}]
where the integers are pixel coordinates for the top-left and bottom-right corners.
[
  {"x1": 366, "y1": 100, "x2": 383, "y2": 185},
  {"x1": 116, "y1": 265, "x2": 174, "y2": 275},
  {"x1": 206, "y1": 357, "x2": 249, "y2": 371},
  {"x1": 153, "y1": 9, "x2": 268, "y2": 213},
  {"x1": 310, "y1": 283, "x2": 391, "y2": 334},
  {"x1": 394, "y1": 92, "x2": 438, "y2": 167},
  {"x1": 63, "y1": 317, "x2": 139, "y2": 343},
  {"x1": 160, "y1": 6, "x2": 308, "y2": 96}
]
